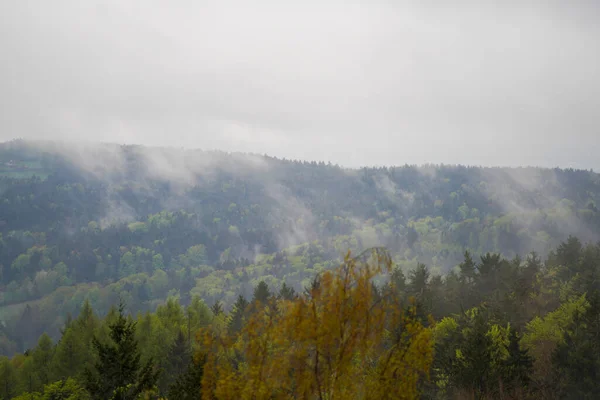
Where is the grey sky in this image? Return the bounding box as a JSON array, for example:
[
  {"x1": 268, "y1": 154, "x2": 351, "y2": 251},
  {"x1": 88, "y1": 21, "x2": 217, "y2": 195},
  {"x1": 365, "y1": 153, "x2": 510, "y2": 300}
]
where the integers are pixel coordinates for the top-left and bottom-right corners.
[{"x1": 1, "y1": 2, "x2": 599, "y2": 169}]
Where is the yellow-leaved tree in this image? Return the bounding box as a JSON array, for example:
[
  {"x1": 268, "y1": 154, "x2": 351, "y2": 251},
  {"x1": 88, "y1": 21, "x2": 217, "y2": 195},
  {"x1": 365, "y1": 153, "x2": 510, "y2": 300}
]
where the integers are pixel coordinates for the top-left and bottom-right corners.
[{"x1": 198, "y1": 248, "x2": 434, "y2": 400}]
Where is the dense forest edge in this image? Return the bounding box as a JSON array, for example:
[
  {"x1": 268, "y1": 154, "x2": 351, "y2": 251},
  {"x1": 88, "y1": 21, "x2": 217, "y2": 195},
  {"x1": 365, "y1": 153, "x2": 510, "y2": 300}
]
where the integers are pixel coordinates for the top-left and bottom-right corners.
[
  {"x1": 2, "y1": 239, "x2": 600, "y2": 399},
  {"x1": 2, "y1": 139, "x2": 600, "y2": 398}
]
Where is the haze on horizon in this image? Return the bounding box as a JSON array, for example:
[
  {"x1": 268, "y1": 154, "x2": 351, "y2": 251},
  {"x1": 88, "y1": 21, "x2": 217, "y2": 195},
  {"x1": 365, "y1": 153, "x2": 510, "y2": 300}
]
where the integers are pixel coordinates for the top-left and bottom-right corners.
[{"x1": 1, "y1": 2, "x2": 599, "y2": 170}]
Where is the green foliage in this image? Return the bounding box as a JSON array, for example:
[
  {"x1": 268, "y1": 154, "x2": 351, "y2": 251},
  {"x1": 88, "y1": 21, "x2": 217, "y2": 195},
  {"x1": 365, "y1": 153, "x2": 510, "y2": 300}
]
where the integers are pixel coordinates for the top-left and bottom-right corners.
[
  {"x1": 26, "y1": 378, "x2": 90, "y2": 400},
  {"x1": 0, "y1": 356, "x2": 18, "y2": 399},
  {"x1": 3, "y1": 141, "x2": 600, "y2": 397},
  {"x1": 432, "y1": 307, "x2": 532, "y2": 398},
  {"x1": 167, "y1": 355, "x2": 205, "y2": 400},
  {"x1": 553, "y1": 291, "x2": 600, "y2": 399},
  {"x1": 252, "y1": 280, "x2": 271, "y2": 304},
  {"x1": 83, "y1": 302, "x2": 158, "y2": 399},
  {"x1": 227, "y1": 295, "x2": 249, "y2": 335}
]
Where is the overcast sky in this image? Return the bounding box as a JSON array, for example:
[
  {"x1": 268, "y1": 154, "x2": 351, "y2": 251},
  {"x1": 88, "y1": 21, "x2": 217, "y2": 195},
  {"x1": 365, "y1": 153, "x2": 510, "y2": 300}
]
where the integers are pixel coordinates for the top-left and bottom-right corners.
[{"x1": 1, "y1": 2, "x2": 599, "y2": 169}]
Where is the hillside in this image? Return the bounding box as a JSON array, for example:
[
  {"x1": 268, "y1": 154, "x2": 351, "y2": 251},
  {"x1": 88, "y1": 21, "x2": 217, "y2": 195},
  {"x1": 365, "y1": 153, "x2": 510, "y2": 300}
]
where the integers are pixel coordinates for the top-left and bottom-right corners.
[{"x1": 1, "y1": 139, "x2": 600, "y2": 354}]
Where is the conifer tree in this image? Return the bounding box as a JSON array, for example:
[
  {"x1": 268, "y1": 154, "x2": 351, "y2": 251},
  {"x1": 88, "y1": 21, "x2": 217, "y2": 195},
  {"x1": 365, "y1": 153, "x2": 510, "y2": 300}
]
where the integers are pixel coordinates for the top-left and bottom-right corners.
[
  {"x1": 159, "y1": 330, "x2": 191, "y2": 394},
  {"x1": 83, "y1": 301, "x2": 158, "y2": 399},
  {"x1": 168, "y1": 355, "x2": 205, "y2": 400},
  {"x1": 252, "y1": 280, "x2": 271, "y2": 304},
  {"x1": 459, "y1": 250, "x2": 477, "y2": 283},
  {"x1": 227, "y1": 295, "x2": 249, "y2": 335},
  {"x1": 210, "y1": 301, "x2": 223, "y2": 317},
  {"x1": 277, "y1": 282, "x2": 296, "y2": 301}
]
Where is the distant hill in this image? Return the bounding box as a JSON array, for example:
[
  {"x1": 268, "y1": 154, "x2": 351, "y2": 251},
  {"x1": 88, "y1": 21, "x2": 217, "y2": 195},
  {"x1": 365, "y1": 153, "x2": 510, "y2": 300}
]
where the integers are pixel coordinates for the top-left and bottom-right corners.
[{"x1": 1, "y1": 139, "x2": 600, "y2": 353}]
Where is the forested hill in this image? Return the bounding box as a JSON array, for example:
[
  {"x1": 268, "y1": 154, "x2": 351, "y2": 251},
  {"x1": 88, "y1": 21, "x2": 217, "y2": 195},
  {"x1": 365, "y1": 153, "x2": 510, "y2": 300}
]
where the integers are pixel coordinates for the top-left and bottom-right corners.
[{"x1": 1, "y1": 139, "x2": 600, "y2": 354}]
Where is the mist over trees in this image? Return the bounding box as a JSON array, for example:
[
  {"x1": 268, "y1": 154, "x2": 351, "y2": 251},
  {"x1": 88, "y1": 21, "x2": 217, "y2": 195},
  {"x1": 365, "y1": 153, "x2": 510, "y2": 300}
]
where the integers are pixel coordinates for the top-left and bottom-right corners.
[{"x1": 2, "y1": 140, "x2": 600, "y2": 398}]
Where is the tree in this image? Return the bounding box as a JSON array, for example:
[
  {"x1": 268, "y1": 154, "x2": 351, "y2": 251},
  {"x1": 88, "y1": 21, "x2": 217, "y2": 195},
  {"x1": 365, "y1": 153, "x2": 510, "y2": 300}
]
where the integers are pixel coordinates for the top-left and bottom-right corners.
[
  {"x1": 0, "y1": 356, "x2": 18, "y2": 399},
  {"x1": 200, "y1": 248, "x2": 434, "y2": 399},
  {"x1": 160, "y1": 331, "x2": 191, "y2": 394},
  {"x1": 227, "y1": 295, "x2": 249, "y2": 335},
  {"x1": 431, "y1": 307, "x2": 531, "y2": 398},
  {"x1": 390, "y1": 266, "x2": 406, "y2": 294},
  {"x1": 277, "y1": 282, "x2": 296, "y2": 301},
  {"x1": 37, "y1": 378, "x2": 90, "y2": 400},
  {"x1": 52, "y1": 327, "x2": 86, "y2": 382},
  {"x1": 553, "y1": 291, "x2": 600, "y2": 399},
  {"x1": 503, "y1": 329, "x2": 533, "y2": 395},
  {"x1": 459, "y1": 250, "x2": 476, "y2": 283},
  {"x1": 210, "y1": 301, "x2": 223, "y2": 317},
  {"x1": 252, "y1": 281, "x2": 271, "y2": 304},
  {"x1": 83, "y1": 301, "x2": 159, "y2": 399},
  {"x1": 408, "y1": 263, "x2": 431, "y2": 320},
  {"x1": 409, "y1": 263, "x2": 430, "y2": 297},
  {"x1": 32, "y1": 333, "x2": 55, "y2": 386},
  {"x1": 168, "y1": 355, "x2": 206, "y2": 400}
]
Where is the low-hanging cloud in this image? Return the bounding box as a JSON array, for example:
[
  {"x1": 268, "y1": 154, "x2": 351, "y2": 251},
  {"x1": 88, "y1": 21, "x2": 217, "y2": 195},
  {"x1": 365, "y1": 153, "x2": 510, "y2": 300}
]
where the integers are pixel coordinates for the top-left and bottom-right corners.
[{"x1": 1, "y1": 2, "x2": 599, "y2": 169}]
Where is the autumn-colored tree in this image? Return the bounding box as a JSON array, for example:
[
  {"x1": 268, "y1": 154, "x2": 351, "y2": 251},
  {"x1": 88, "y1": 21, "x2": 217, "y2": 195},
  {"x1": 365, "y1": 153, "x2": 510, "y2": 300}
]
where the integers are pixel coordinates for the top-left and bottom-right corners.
[{"x1": 199, "y1": 248, "x2": 434, "y2": 400}]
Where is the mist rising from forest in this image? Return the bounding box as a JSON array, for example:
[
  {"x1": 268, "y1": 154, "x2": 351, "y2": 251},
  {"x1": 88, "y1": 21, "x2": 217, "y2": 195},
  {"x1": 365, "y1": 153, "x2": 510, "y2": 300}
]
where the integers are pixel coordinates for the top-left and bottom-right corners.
[{"x1": 4, "y1": 138, "x2": 600, "y2": 262}]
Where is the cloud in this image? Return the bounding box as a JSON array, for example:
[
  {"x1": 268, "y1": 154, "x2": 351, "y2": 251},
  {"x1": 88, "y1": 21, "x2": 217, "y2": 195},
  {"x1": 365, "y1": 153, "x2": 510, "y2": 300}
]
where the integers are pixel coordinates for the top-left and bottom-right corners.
[{"x1": 1, "y1": 2, "x2": 599, "y2": 168}]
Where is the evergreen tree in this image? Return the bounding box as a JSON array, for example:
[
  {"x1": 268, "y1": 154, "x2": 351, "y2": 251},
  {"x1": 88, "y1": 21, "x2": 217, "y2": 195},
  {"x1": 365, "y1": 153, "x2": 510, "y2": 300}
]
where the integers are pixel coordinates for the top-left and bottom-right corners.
[
  {"x1": 409, "y1": 263, "x2": 430, "y2": 297},
  {"x1": 502, "y1": 329, "x2": 533, "y2": 394},
  {"x1": 210, "y1": 301, "x2": 223, "y2": 317},
  {"x1": 227, "y1": 295, "x2": 249, "y2": 335},
  {"x1": 160, "y1": 331, "x2": 191, "y2": 394},
  {"x1": 390, "y1": 266, "x2": 406, "y2": 293},
  {"x1": 252, "y1": 280, "x2": 271, "y2": 304},
  {"x1": 459, "y1": 250, "x2": 477, "y2": 283},
  {"x1": 278, "y1": 282, "x2": 296, "y2": 301},
  {"x1": 408, "y1": 263, "x2": 431, "y2": 320},
  {"x1": 167, "y1": 355, "x2": 205, "y2": 400},
  {"x1": 83, "y1": 301, "x2": 158, "y2": 399}
]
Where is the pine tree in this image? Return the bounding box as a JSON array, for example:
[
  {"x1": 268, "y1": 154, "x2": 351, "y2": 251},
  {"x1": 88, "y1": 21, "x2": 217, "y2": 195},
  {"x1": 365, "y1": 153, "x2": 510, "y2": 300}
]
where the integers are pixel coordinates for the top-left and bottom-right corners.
[
  {"x1": 84, "y1": 301, "x2": 158, "y2": 399},
  {"x1": 252, "y1": 280, "x2": 271, "y2": 304},
  {"x1": 167, "y1": 355, "x2": 205, "y2": 400},
  {"x1": 459, "y1": 250, "x2": 476, "y2": 283},
  {"x1": 502, "y1": 329, "x2": 533, "y2": 394},
  {"x1": 390, "y1": 266, "x2": 406, "y2": 293},
  {"x1": 160, "y1": 331, "x2": 191, "y2": 394},
  {"x1": 278, "y1": 282, "x2": 296, "y2": 301},
  {"x1": 227, "y1": 295, "x2": 249, "y2": 335},
  {"x1": 210, "y1": 301, "x2": 223, "y2": 317}
]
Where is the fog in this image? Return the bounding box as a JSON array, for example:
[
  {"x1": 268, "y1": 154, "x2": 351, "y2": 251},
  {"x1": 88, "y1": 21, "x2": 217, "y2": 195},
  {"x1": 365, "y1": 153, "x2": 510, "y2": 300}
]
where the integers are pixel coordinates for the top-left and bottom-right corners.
[{"x1": 1, "y1": 2, "x2": 599, "y2": 169}]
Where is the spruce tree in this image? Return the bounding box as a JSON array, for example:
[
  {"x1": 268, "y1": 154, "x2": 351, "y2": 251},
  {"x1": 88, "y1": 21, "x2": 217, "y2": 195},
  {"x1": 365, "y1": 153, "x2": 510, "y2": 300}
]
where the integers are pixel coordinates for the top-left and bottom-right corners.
[
  {"x1": 210, "y1": 301, "x2": 223, "y2": 316},
  {"x1": 228, "y1": 295, "x2": 249, "y2": 335},
  {"x1": 167, "y1": 355, "x2": 206, "y2": 400},
  {"x1": 459, "y1": 250, "x2": 477, "y2": 283},
  {"x1": 252, "y1": 280, "x2": 271, "y2": 304},
  {"x1": 159, "y1": 331, "x2": 191, "y2": 394},
  {"x1": 84, "y1": 301, "x2": 158, "y2": 399},
  {"x1": 278, "y1": 282, "x2": 296, "y2": 301}
]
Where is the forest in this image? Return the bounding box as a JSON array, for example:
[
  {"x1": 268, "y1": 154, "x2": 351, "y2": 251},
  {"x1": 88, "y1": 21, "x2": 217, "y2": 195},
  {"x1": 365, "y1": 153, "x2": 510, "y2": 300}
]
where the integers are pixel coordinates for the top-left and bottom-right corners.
[{"x1": 1, "y1": 139, "x2": 600, "y2": 398}]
